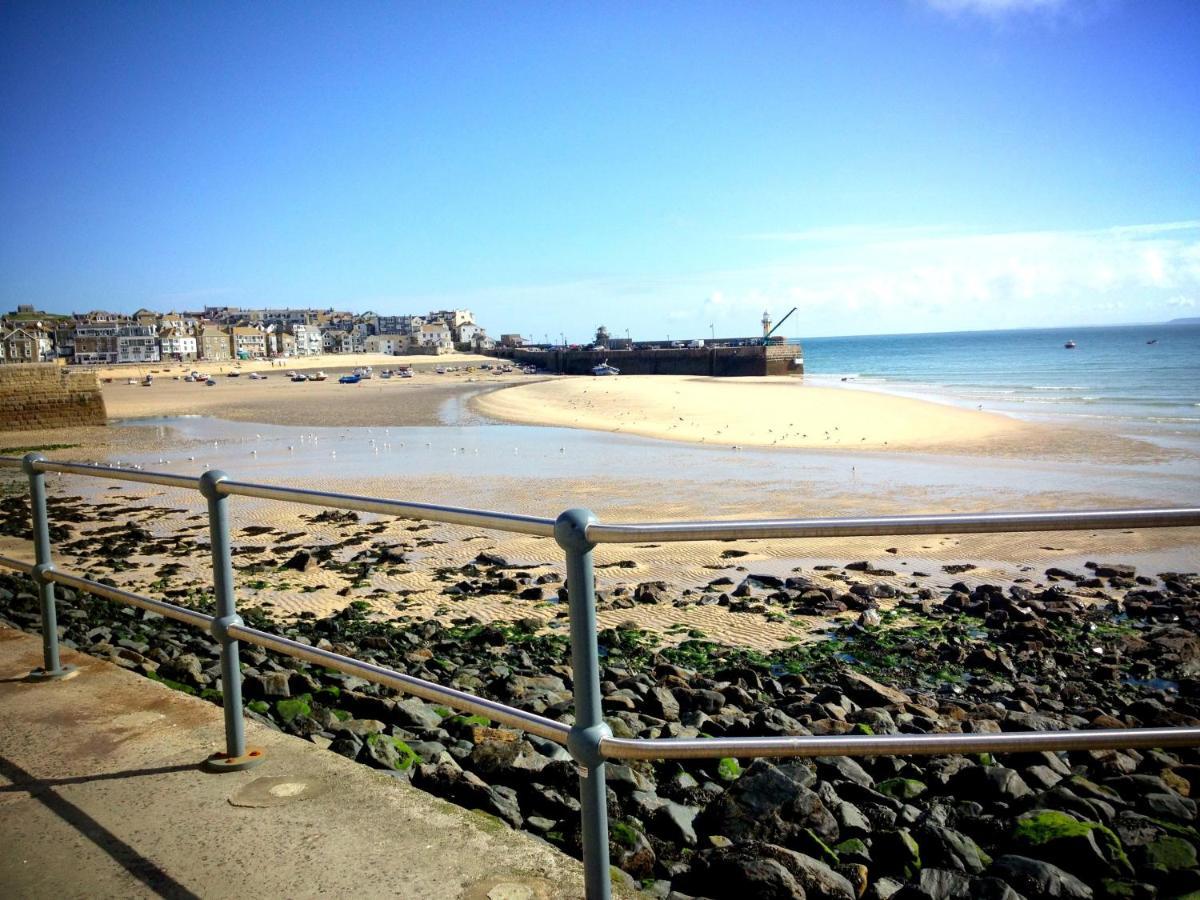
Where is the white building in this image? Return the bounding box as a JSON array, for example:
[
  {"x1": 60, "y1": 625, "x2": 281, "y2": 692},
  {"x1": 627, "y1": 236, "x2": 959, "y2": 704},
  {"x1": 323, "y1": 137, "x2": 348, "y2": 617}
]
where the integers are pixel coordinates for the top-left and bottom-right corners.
[
  {"x1": 117, "y1": 325, "x2": 161, "y2": 363},
  {"x1": 456, "y1": 322, "x2": 483, "y2": 345},
  {"x1": 416, "y1": 322, "x2": 453, "y2": 348},
  {"x1": 291, "y1": 324, "x2": 324, "y2": 356},
  {"x1": 159, "y1": 327, "x2": 198, "y2": 361},
  {"x1": 365, "y1": 334, "x2": 410, "y2": 355}
]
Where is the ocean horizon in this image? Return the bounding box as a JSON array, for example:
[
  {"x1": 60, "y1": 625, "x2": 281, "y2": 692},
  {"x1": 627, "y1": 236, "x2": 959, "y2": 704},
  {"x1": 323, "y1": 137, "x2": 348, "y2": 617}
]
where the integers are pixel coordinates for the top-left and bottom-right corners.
[{"x1": 795, "y1": 322, "x2": 1200, "y2": 448}]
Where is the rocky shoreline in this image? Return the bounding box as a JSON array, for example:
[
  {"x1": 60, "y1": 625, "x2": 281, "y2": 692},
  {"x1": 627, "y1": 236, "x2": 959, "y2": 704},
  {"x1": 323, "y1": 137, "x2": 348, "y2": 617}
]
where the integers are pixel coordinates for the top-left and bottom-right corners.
[{"x1": 3, "y1": 552, "x2": 1200, "y2": 899}]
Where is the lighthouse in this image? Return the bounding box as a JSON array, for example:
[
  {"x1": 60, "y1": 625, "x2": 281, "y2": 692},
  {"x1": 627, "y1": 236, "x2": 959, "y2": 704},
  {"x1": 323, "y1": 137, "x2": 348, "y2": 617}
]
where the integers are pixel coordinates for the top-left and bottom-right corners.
[{"x1": 762, "y1": 310, "x2": 772, "y2": 338}]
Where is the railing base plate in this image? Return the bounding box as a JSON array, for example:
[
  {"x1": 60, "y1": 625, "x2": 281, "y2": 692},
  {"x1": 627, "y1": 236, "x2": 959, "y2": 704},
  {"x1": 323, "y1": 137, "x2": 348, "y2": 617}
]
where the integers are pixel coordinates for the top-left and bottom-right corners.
[
  {"x1": 202, "y1": 747, "x2": 266, "y2": 773},
  {"x1": 26, "y1": 665, "x2": 78, "y2": 683}
]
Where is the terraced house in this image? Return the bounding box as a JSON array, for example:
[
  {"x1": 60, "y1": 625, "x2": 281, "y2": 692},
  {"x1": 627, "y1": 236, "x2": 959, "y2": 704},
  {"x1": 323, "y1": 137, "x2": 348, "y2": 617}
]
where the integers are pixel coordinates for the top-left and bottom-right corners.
[
  {"x1": 116, "y1": 324, "x2": 161, "y2": 363},
  {"x1": 0, "y1": 324, "x2": 54, "y2": 364}
]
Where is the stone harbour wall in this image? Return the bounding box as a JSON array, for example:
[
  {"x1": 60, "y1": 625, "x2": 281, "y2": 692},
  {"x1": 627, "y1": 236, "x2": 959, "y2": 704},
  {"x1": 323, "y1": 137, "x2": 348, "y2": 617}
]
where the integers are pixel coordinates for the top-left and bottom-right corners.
[
  {"x1": 496, "y1": 343, "x2": 804, "y2": 377},
  {"x1": 0, "y1": 364, "x2": 107, "y2": 432}
]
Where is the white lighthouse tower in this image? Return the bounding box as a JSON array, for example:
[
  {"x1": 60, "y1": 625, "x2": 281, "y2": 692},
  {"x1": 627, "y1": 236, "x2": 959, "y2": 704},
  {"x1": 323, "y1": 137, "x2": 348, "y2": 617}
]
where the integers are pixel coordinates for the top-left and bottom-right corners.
[{"x1": 762, "y1": 310, "x2": 772, "y2": 339}]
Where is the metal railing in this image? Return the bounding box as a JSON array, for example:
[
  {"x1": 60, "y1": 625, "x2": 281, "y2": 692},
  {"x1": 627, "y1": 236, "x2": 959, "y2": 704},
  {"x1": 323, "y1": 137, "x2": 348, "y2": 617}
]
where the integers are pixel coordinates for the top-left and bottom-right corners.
[{"x1": 1, "y1": 450, "x2": 1199, "y2": 899}]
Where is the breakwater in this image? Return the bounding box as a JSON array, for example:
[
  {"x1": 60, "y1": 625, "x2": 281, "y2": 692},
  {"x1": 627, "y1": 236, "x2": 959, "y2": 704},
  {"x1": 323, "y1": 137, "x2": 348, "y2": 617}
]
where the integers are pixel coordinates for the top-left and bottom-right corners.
[
  {"x1": 493, "y1": 342, "x2": 803, "y2": 376},
  {"x1": 0, "y1": 363, "x2": 106, "y2": 432}
]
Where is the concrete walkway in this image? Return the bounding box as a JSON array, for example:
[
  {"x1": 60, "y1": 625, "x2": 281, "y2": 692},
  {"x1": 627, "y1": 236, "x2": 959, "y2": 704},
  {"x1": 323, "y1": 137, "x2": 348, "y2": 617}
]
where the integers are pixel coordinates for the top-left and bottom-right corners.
[{"x1": 0, "y1": 627, "x2": 601, "y2": 899}]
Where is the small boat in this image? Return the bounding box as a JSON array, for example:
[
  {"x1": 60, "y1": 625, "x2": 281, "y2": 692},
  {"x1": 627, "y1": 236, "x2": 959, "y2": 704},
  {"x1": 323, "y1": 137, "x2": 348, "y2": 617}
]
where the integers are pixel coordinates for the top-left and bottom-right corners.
[
  {"x1": 127, "y1": 378, "x2": 138, "y2": 385},
  {"x1": 353, "y1": 366, "x2": 373, "y2": 379},
  {"x1": 309, "y1": 371, "x2": 328, "y2": 381},
  {"x1": 291, "y1": 373, "x2": 308, "y2": 382},
  {"x1": 398, "y1": 368, "x2": 413, "y2": 379},
  {"x1": 435, "y1": 366, "x2": 446, "y2": 375},
  {"x1": 205, "y1": 378, "x2": 216, "y2": 386},
  {"x1": 249, "y1": 372, "x2": 267, "y2": 380},
  {"x1": 523, "y1": 365, "x2": 537, "y2": 375},
  {"x1": 1147, "y1": 339, "x2": 1158, "y2": 345},
  {"x1": 141, "y1": 375, "x2": 153, "y2": 387},
  {"x1": 338, "y1": 374, "x2": 361, "y2": 384},
  {"x1": 592, "y1": 360, "x2": 620, "y2": 376},
  {"x1": 380, "y1": 370, "x2": 393, "y2": 379},
  {"x1": 1064, "y1": 341, "x2": 1076, "y2": 349},
  {"x1": 227, "y1": 371, "x2": 241, "y2": 377}
]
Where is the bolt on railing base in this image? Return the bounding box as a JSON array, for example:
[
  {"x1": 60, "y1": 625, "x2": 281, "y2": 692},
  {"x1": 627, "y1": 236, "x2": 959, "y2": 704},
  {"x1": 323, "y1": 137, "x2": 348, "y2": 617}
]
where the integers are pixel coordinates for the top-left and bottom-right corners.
[
  {"x1": 201, "y1": 747, "x2": 266, "y2": 773},
  {"x1": 25, "y1": 664, "x2": 78, "y2": 683}
]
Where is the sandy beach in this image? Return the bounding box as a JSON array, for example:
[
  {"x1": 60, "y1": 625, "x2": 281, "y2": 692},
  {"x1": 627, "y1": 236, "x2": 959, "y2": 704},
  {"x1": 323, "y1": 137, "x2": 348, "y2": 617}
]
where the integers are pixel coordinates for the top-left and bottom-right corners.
[
  {"x1": 472, "y1": 373, "x2": 1189, "y2": 463},
  {"x1": 99, "y1": 357, "x2": 539, "y2": 427},
  {"x1": 91, "y1": 350, "x2": 496, "y2": 382},
  {"x1": 2, "y1": 366, "x2": 1195, "y2": 650},
  {"x1": 476, "y1": 374, "x2": 1039, "y2": 452}
]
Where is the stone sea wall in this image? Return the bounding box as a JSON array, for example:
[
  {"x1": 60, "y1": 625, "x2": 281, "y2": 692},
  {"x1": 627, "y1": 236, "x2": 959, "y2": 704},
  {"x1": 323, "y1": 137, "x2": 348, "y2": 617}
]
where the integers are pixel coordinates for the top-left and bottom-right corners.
[
  {"x1": 496, "y1": 343, "x2": 804, "y2": 377},
  {"x1": 0, "y1": 363, "x2": 106, "y2": 432}
]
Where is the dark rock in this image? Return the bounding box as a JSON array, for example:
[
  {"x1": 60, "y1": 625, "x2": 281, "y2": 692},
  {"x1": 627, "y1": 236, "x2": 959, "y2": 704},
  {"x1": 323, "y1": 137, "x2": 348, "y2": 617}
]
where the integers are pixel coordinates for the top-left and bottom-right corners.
[
  {"x1": 988, "y1": 855, "x2": 1094, "y2": 898},
  {"x1": 696, "y1": 759, "x2": 838, "y2": 846}
]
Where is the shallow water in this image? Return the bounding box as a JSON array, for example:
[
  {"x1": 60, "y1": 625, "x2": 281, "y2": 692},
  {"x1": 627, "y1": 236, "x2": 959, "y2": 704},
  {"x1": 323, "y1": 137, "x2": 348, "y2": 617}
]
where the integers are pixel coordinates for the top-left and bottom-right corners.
[
  {"x1": 800, "y1": 323, "x2": 1200, "y2": 449},
  {"x1": 107, "y1": 415, "x2": 1199, "y2": 511}
]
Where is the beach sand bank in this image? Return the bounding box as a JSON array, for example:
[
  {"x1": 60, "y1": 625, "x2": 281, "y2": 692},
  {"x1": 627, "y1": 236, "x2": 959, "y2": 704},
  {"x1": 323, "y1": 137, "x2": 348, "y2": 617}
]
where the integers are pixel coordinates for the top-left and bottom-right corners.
[
  {"x1": 99, "y1": 362, "x2": 537, "y2": 427},
  {"x1": 473, "y1": 374, "x2": 1179, "y2": 461},
  {"x1": 91, "y1": 350, "x2": 496, "y2": 382},
  {"x1": 475, "y1": 375, "x2": 1030, "y2": 451}
]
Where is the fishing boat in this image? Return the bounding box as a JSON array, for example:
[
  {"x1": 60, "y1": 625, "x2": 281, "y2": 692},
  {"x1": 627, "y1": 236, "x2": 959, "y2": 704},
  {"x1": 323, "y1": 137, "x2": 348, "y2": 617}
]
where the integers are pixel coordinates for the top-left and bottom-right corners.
[
  {"x1": 338, "y1": 373, "x2": 361, "y2": 384},
  {"x1": 1064, "y1": 340, "x2": 1076, "y2": 349},
  {"x1": 592, "y1": 360, "x2": 620, "y2": 376},
  {"x1": 1147, "y1": 339, "x2": 1158, "y2": 345},
  {"x1": 309, "y1": 371, "x2": 328, "y2": 381},
  {"x1": 523, "y1": 365, "x2": 537, "y2": 374},
  {"x1": 291, "y1": 373, "x2": 308, "y2": 382},
  {"x1": 249, "y1": 371, "x2": 267, "y2": 380},
  {"x1": 398, "y1": 368, "x2": 413, "y2": 378},
  {"x1": 205, "y1": 378, "x2": 216, "y2": 386},
  {"x1": 435, "y1": 366, "x2": 446, "y2": 375}
]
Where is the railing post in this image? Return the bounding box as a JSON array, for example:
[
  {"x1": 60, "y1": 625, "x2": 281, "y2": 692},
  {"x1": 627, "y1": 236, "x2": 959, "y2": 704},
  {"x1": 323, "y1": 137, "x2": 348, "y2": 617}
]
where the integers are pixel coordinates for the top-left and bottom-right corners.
[
  {"x1": 199, "y1": 470, "x2": 263, "y2": 772},
  {"x1": 555, "y1": 508, "x2": 612, "y2": 900},
  {"x1": 21, "y1": 453, "x2": 75, "y2": 681}
]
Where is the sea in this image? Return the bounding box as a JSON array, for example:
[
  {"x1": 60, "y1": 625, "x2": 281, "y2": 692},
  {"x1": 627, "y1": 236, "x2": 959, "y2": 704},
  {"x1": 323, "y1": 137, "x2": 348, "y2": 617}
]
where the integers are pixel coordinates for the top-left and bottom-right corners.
[{"x1": 795, "y1": 322, "x2": 1200, "y2": 450}]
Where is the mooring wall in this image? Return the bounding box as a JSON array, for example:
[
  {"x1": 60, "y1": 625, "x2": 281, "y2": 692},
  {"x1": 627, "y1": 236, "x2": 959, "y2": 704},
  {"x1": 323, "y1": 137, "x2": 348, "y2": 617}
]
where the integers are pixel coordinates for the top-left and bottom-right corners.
[
  {"x1": 495, "y1": 343, "x2": 803, "y2": 377},
  {"x1": 0, "y1": 364, "x2": 107, "y2": 432}
]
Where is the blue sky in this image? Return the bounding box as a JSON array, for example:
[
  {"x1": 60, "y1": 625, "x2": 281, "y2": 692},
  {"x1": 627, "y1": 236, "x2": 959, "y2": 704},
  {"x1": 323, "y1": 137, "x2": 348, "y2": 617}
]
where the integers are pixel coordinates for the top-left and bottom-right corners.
[{"x1": 2, "y1": 0, "x2": 1197, "y2": 339}]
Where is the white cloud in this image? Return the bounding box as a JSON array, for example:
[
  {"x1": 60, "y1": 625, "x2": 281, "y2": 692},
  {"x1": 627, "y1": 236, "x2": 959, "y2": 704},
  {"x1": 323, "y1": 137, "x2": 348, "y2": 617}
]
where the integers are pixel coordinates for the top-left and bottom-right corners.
[{"x1": 363, "y1": 220, "x2": 1200, "y2": 339}]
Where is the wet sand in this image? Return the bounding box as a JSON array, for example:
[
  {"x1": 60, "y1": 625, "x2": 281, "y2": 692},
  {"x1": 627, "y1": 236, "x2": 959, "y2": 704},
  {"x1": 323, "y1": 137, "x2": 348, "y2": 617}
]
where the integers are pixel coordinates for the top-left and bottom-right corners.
[
  {"x1": 1, "y1": 371, "x2": 1194, "y2": 651},
  {"x1": 100, "y1": 364, "x2": 537, "y2": 428}
]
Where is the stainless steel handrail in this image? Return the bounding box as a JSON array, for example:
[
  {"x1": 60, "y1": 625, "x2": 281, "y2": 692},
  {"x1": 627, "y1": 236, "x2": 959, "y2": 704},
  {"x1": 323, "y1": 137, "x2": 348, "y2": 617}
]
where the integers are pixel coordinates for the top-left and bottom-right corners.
[
  {"x1": 586, "y1": 507, "x2": 1200, "y2": 543},
  {"x1": 0, "y1": 554, "x2": 34, "y2": 575},
  {"x1": 2, "y1": 452, "x2": 1199, "y2": 900},
  {"x1": 227, "y1": 622, "x2": 571, "y2": 744},
  {"x1": 600, "y1": 727, "x2": 1200, "y2": 761},
  {"x1": 216, "y1": 479, "x2": 558, "y2": 537},
  {"x1": 46, "y1": 569, "x2": 215, "y2": 631},
  {"x1": 33, "y1": 460, "x2": 200, "y2": 491}
]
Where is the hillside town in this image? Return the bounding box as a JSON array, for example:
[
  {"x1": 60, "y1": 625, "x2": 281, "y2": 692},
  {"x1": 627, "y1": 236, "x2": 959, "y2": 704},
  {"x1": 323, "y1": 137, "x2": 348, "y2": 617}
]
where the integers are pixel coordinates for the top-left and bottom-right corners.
[{"x1": 0, "y1": 305, "x2": 521, "y2": 366}]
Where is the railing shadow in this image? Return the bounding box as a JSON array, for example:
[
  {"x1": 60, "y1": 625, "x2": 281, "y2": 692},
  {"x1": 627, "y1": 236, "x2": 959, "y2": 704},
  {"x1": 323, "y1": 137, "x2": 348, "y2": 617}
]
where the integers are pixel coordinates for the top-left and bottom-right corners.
[{"x1": 0, "y1": 755, "x2": 202, "y2": 900}]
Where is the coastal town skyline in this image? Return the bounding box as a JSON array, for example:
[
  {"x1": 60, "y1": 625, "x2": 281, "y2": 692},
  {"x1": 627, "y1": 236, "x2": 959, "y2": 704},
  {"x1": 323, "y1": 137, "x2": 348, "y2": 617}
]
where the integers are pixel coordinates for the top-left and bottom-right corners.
[{"x1": 3, "y1": 2, "x2": 1198, "y2": 339}]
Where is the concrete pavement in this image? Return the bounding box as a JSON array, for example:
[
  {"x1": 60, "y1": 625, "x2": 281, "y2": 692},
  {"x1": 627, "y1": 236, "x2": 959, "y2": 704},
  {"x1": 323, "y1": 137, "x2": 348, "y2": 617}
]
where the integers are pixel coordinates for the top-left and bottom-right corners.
[{"x1": 0, "y1": 627, "x2": 607, "y2": 899}]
